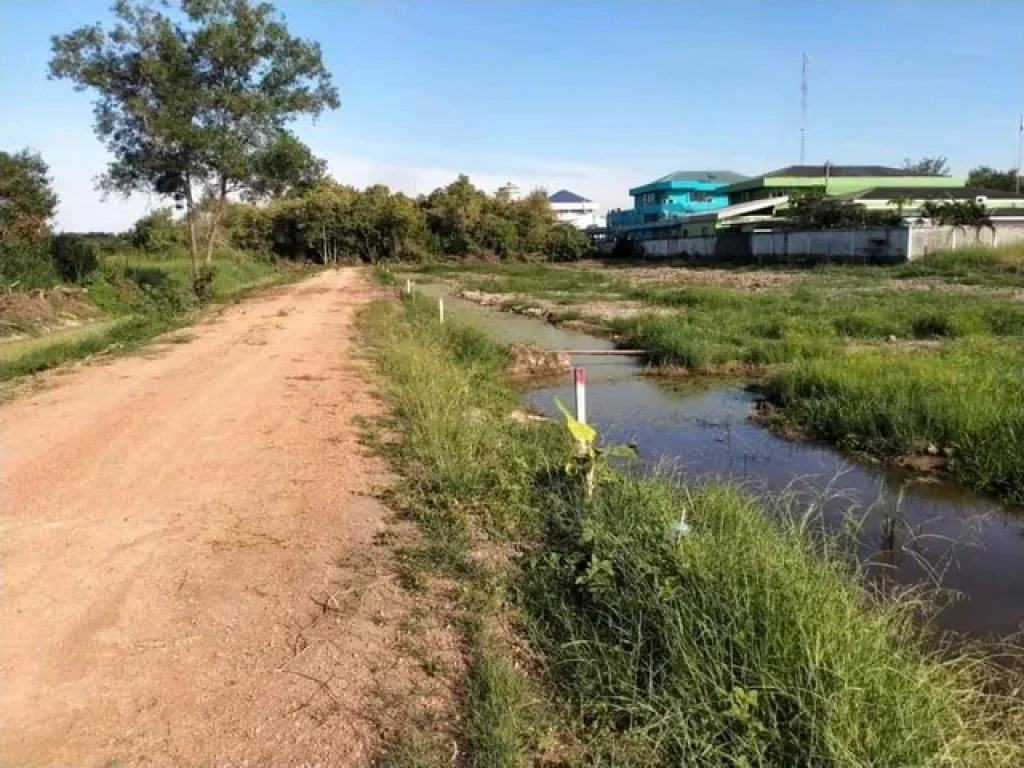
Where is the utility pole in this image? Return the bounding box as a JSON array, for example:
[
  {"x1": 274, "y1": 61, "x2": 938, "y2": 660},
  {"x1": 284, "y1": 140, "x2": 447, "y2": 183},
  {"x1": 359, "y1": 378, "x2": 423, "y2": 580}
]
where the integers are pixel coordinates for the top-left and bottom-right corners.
[
  {"x1": 1017, "y1": 113, "x2": 1022, "y2": 195},
  {"x1": 800, "y1": 53, "x2": 809, "y2": 165}
]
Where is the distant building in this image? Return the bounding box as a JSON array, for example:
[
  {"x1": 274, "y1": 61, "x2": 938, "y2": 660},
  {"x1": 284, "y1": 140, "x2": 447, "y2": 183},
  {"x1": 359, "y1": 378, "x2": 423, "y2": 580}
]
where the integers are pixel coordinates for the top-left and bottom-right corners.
[
  {"x1": 496, "y1": 181, "x2": 521, "y2": 202},
  {"x1": 547, "y1": 189, "x2": 603, "y2": 229},
  {"x1": 720, "y1": 165, "x2": 965, "y2": 206},
  {"x1": 606, "y1": 170, "x2": 746, "y2": 230}
]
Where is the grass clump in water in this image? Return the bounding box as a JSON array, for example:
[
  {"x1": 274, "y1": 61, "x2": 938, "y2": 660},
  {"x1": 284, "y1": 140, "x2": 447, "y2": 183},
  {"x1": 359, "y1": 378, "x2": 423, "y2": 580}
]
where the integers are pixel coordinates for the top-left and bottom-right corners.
[
  {"x1": 363, "y1": 294, "x2": 1024, "y2": 766},
  {"x1": 767, "y1": 339, "x2": 1024, "y2": 501}
]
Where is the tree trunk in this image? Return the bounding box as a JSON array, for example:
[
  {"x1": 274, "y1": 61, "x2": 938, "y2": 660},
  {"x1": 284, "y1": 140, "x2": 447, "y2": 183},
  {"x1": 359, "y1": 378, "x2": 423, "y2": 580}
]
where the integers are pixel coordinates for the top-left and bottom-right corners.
[
  {"x1": 184, "y1": 182, "x2": 200, "y2": 284},
  {"x1": 204, "y1": 177, "x2": 229, "y2": 266}
]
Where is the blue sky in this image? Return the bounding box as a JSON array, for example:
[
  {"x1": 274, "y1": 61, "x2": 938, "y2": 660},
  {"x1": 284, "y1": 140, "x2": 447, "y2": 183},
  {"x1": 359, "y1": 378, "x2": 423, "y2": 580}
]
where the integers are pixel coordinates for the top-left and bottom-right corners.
[{"x1": 2, "y1": 1, "x2": 1023, "y2": 231}]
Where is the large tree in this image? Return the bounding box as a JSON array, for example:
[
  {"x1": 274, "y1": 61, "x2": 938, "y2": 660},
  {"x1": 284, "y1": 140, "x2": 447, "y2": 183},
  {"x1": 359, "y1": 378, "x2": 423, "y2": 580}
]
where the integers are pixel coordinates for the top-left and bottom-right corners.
[
  {"x1": 902, "y1": 156, "x2": 950, "y2": 176},
  {"x1": 966, "y1": 166, "x2": 1019, "y2": 192},
  {"x1": 0, "y1": 149, "x2": 59, "y2": 242},
  {"x1": 49, "y1": 0, "x2": 339, "y2": 284}
]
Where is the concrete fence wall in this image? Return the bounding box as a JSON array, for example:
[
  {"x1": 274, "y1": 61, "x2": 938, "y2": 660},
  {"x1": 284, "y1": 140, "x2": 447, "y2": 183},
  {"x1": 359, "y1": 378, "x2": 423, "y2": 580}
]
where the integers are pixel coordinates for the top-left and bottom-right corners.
[
  {"x1": 602, "y1": 223, "x2": 1024, "y2": 264},
  {"x1": 751, "y1": 228, "x2": 909, "y2": 264},
  {"x1": 909, "y1": 224, "x2": 1024, "y2": 259},
  {"x1": 640, "y1": 236, "x2": 716, "y2": 258}
]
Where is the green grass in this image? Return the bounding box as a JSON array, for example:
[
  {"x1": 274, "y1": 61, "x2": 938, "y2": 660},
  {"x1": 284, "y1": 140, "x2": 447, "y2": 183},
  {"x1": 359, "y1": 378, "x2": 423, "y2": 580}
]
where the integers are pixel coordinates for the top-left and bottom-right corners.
[
  {"x1": 411, "y1": 260, "x2": 1024, "y2": 369},
  {"x1": 411, "y1": 258, "x2": 1024, "y2": 501},
  {"x1": 0, "y1": 251, "x2": 291, "y2": 382},
  {"x1": 893, "y1": 244, "x2": 1024, "y2": 285},
  {"x1": 0, "y1": 316, "x2": 166, "y2": 381},
  {"x1": 0, "y1": 318, "x2": 127, "y2": 361},
  {"x1": 767, "y1": 339, "x2": 1024, "y2": 502},
  {"x1": 362, "y1": 294, "x2": 1024, "y2": 767}
]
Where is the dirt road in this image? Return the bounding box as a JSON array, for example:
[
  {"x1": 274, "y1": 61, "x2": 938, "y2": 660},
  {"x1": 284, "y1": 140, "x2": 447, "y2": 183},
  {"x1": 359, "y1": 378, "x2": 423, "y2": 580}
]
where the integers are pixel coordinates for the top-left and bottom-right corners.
[{"x1": 1, "y1": 270, "x2": 445, "y2": 766}]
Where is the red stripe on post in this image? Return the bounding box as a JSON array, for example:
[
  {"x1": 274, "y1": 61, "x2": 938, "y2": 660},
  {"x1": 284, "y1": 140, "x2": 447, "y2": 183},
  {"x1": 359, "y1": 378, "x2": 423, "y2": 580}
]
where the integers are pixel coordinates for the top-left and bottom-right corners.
[{"x1": 574, "y1": 367, "x2": 585, "y2": 384}]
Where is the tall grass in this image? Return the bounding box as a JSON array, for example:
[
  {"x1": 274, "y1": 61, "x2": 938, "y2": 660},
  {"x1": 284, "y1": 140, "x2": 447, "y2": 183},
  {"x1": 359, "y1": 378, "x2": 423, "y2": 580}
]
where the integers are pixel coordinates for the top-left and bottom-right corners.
[
  {"x1": 895, "y1": 244, "x2": 1024, "y2": 284},
  {"x1": 363, "y1": 295, "x2": 1024, "y2": 766},
  {"x1": 768, "y1": 339, "x2": 1024, "y2": 501},
  {"x1": 0, "y1": 251, "x2": 287, "y2": 382}
]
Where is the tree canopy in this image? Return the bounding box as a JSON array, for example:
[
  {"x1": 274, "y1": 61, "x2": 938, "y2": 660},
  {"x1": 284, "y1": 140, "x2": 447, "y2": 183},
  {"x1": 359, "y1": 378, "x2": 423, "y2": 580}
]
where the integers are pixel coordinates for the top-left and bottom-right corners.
[
  {"x1": 0, "y1": 149, "x2": 59, "y2": 242},
  {"x1": 49, "y1": 0, "x2": 339, "y2": 280},
  {"x1": 262, "y1": 176, "x2": 591, "y2": 264},
  {"x1": 785, "y1": 190, "x2": 901, "y2": 229},
  {"x1": 901, "y1": 156, "x2": 950, "y2": 176},
  {"x1": 966, "y1": 166, "x2": 1020, "y2": 192}
]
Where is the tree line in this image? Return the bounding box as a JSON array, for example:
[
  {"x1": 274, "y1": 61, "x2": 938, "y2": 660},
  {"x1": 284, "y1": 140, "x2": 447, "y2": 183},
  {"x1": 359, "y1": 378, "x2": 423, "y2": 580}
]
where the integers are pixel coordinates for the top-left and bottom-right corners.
[{"x1": 131, "y1": 174, "x2": 591, "y2": 264}]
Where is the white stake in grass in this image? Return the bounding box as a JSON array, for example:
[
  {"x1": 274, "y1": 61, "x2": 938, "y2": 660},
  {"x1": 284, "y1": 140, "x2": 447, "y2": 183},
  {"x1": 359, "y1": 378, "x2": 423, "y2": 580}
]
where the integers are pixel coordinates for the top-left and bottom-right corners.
[
  {"x1": 438, "y1": 297, "x2": 445, "y2": 324},
  {"x1": 574, "y1": 366, "x2": 586, "y2": 424},
  {"x1": 405, "y1": 278, "x2": 411, "y2": 295}
]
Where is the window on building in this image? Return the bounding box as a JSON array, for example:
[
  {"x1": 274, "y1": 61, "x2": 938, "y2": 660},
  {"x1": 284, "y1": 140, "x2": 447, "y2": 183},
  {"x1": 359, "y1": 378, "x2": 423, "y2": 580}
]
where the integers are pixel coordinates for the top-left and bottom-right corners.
[{"x1": 690, "y1": 191, "x2": 712, "y2": 203}]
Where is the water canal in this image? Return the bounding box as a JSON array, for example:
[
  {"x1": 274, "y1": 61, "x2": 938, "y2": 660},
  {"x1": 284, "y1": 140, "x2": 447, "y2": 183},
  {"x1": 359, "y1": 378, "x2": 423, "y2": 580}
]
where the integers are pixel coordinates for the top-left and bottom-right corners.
[{"x1": 421, "y1": 285, "x2": 1024, "y2": 642}]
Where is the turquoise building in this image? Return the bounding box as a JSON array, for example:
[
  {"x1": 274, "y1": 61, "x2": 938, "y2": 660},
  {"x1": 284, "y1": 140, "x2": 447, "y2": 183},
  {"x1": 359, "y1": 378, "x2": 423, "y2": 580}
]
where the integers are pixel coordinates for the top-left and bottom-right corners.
[{"x1": 606, "y1": 170, "x2": 747, "y2": 230}]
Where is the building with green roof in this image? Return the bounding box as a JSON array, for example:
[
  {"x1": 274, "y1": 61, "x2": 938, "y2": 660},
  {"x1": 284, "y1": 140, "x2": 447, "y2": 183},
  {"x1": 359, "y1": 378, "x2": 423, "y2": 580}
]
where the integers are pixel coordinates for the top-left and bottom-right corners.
[{"x1": 720, "y1": 164, "x2": 965, "y2": 206}]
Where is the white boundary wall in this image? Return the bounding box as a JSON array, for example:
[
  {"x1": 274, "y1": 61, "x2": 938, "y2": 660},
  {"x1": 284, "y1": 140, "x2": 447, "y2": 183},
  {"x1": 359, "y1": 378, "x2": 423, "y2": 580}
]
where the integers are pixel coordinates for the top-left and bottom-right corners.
[
  {"x1": 751, "y1": 228, "x2": 908, "y2": 263},
  {"x1": 603, "y1": 223, "x2": 1024, "y2": 263},
  {"x1": 908, "y1": 224, "x2": 1024, "y2": 259}
]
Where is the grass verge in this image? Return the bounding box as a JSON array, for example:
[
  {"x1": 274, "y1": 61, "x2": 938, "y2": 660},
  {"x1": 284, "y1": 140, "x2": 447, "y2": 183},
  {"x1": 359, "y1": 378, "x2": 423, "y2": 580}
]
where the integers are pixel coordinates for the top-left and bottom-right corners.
[
  {"x1": 0, "y1": 254, "x2": 303, "y2": 382},
  {"x1": 362, "y1": 292, "x2": 1024, "y2": 766}
]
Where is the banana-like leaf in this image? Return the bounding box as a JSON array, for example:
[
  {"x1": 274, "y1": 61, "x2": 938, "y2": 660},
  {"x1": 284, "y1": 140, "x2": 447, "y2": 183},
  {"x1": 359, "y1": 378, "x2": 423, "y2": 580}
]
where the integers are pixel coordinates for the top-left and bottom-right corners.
[{"x1": 554, "y1": 397, "x2": 597, "y2": 445}]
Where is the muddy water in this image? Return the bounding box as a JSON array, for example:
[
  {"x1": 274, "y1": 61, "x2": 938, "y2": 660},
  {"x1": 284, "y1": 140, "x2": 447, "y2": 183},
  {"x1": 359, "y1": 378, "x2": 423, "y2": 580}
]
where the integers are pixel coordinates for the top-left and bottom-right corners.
[{"x1": 424, "y1": 287, "x2": 1024, "y2": 641}]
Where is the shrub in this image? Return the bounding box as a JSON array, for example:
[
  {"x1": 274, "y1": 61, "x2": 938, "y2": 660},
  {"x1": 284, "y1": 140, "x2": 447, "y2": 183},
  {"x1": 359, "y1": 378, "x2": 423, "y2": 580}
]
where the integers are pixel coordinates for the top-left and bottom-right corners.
[
  {"x1": 0, "y1": 238, "x2": 58, "y2": 289},
  {"x1": 131, "y1": 208, "x2": 184, "y2": 253},
  {"x1": 547, "y1": 224, "x2": 592, "y2": 262},
  {"x1": 51, "y1": 233, "x2": 100, "y2": 283}
]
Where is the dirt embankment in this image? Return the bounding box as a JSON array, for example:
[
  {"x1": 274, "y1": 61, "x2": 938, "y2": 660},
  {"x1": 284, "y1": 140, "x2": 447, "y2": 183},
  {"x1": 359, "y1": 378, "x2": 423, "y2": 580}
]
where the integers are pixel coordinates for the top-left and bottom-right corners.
[
  {"x1": 0, "y1": 269, "x2": 458, "y2": 767},
  {"x1": 0, "y1": 287, "x2": 100, "y2": 340},
  {"x1": 454, "y1": 289, "x2": 665, "y2": 329}
]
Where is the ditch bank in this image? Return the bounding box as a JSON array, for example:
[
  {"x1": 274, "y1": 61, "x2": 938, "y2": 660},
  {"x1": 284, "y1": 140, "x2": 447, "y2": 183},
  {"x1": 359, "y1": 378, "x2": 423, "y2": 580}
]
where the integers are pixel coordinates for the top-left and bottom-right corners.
[
  {"x1": 363, "y1": 290, "x2": 1024, "y2": 766},
  {"x1": 418, "y1": 284, "x2": 1024, "y2": 642}
]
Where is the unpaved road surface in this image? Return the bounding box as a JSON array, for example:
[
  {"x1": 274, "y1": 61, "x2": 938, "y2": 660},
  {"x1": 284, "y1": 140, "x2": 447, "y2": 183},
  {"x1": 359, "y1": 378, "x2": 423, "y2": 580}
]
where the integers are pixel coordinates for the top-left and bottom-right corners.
[{"x1": 1, "y1": 270, "x2": 448, "y2": 766}]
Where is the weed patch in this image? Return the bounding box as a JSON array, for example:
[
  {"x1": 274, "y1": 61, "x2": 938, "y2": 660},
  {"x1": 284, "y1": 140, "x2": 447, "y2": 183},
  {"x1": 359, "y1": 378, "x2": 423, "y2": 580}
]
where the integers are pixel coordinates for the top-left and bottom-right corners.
[
  {"x1": 0, "y1": 252, "x2": 297, "y2": 381},
  {"x1": 362, "y1": 294, "x2": 1024, "y2": 766}
]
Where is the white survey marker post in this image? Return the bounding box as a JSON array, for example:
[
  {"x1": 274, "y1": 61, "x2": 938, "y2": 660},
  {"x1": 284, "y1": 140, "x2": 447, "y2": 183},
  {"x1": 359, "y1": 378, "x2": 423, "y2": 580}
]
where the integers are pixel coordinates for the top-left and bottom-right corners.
[
  {"x1": 405, "y1": 278, "x2": 411, "y2": 294},
  {"x1": 439, "y1": 297, "x2": 445, "y2": 324},
  {"x1": 574, "y1": 366, "x2": 587, "y2": 424}
]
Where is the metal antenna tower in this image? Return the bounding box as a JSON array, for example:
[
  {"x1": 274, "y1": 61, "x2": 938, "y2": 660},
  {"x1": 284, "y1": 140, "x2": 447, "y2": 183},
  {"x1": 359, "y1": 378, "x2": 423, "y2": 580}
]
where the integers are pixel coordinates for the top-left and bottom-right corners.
[
  {"x1": 1016, "y1": 113, "x2": 1022, "y2": 195},
  {"x1": 800, "y1": 53, "x2": 809, "y2": 164}
]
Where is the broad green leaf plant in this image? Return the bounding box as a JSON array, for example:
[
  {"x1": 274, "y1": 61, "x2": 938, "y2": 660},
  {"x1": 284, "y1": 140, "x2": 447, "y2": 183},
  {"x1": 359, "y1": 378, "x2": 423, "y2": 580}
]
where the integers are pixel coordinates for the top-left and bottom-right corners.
[{"x1": 554, "y1": 398, "x2": 637, "y2": 498}]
